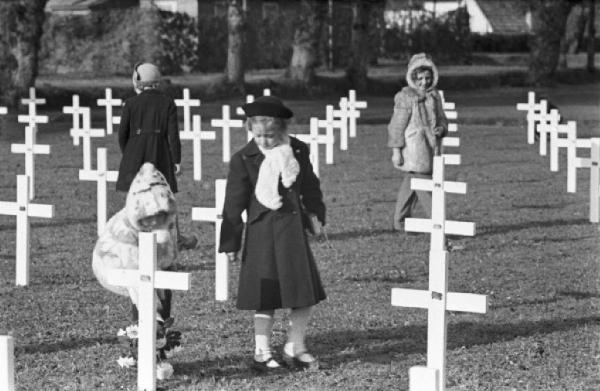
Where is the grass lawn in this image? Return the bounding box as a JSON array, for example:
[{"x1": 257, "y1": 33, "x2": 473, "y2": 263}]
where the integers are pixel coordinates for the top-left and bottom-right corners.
[{"x1": 0, "y1": 82, "x2": 599, "y2": 390}]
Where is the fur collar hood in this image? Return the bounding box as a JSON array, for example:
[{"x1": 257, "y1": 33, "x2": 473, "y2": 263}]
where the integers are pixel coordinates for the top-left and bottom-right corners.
[{"x1": 406, "y1": 53, "x2": 439, "y2": 92}]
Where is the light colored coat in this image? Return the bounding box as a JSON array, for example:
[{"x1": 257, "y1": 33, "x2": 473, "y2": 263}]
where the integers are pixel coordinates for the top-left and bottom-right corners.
[{"x1": 387, "y1": 53, "x2": 448, "y2": 174}]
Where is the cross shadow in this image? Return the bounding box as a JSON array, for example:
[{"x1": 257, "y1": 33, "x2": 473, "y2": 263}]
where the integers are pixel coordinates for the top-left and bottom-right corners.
[
  {"x1": 0, "y1": 217, "x2": 95, "y2": 230},
  {"x1": 511, "y1": 202, "x2": 569, "y2": 209},
  {"x1": 16, "y1": 336, "x2": 118, "y2": 355},
  {"x1": 175, "y1": 262, "x2": 215, "y2": 272},
  {"x1": 324, "y1": 228, "x2": 398, "y2": 241},
  {"x1": 491, "y1": 290, "x2": 600, "y2": 310},
  {"x1": 477, "y1": 218, "x2": 589, "y2": 237}
]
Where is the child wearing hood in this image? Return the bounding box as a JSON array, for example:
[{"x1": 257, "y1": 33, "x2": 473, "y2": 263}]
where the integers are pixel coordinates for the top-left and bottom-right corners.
[{"x1": 388, "y1": 53, "x2": 448, "y2": 231}]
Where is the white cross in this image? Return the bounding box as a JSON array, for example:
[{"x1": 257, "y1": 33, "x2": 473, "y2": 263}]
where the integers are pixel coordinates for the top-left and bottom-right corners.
[
  {"x1": 0, "y1": 106, "x2": 7, "y2": 115},
  {"x1": 18, "y1": 87, "x2": 48, "y2": 128},
  {"x1": 180, "y1": 115, "x2": 216, "y2": 181},
  {"x1": 333, "y1": 98, "x2": 349, "y2": 151},
  {"x1": 536, "y1": 109, "x2": 561, "y2": 156},
  {"x1": 71, "y1": 108, "x2": 105, "y2": 171},
  {"x1": 347, "y1": 90, "x2": 367, "y2": 138},
  {"x1": 575, "y1": 138, "x2": 600, "y2": 222},
  {"x1": 516, "y1": 92, "x2": 545, "y2": 144},
  {"x1": 0, "y1": 175, "x2": 54, "y2": 286},
  {"x1": 0, "y1": 336, "x2": 14, "y2": 391},
  {"x1": 438, "y1": 90, "x2": 455, "y2": 111},
  {"x1": 263, "y1": 88, "x2": 271, "y2": 96},
  {"x1": 106, "y1": 232, "x2": 190, "y2": 391},
  {"x1": 97, "y1": 88, "x2": 122, "y2": 135},
  {"x1": 236, "y1": 94, "x2": 254, "y2": 116},
  {"x1": 444, "y1": 110, "x2": 457, "y2": 121},
  {"x1": 392, "y1": 156, "x2": 486, "y2": 391},
  {"x1": 10, "y1": 126, "x2": 51, "y2": 200},
  {"x1": 441, "y1": 137, "x2": 459, "y2": 148},
  {"x1": 317, "y1": 105, "x2": 340, "y2": 164},
  {"x1": 551, "y1": 121, "x2": 590, "y2": 192},
  {"x1": 211, "y1": 105, "x2": 243, "y2": 163},
  {"x1": 175, "y1": 88, "x2": 201, "y2": 133},
  {"x1": 79, "y1": 148, "x2": 118, "y2": 235},
  {"x1": 63, "y1": 94, "x2": 85, "y2": 146},
  {"x1": 191, "y1": 180, "x2": 229, "y2": 301},
  {"x1": 292, "y1": 118, "x2": 334, "y2": 177}
]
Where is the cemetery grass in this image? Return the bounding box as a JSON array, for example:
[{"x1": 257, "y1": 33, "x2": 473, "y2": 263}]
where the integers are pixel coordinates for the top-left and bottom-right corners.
[{"x1": 0, "y1": 84, "x2": 599, "y2": 390}]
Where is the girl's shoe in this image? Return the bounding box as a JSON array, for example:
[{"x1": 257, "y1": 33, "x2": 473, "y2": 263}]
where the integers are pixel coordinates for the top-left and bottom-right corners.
[
  {"x1": 251, "y1": 355, "x2": 284, "y2": 372},
  {"x1": 282, "y1": 351, "x2": 319, "y2": 371}
]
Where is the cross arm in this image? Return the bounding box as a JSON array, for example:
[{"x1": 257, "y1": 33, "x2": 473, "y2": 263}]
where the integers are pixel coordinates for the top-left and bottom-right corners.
[
  {"x1": 10, "y1": 144, "x2": 51, "y2": 154},
  {"x1": 106, "y1": 269, "x2": 191, "y2": 291},
  {"x1": 391, "y1": 288, "x2": 487, "y2": 314},
  {"x1": 442, "y1": 137, "x2": 460, "y2": 147},
  {"x1": 405, "y1": 218, "x2": 476, "y2": 236},
  {"x1": 410, "y1": 178, "x2": 467, "y2": 194},
  {"x1": 28, "y1": 204, "x2": 54, "y2": 219},
  {"x1": 191, "y1": 207, "x2": 219, "y2": 222}
]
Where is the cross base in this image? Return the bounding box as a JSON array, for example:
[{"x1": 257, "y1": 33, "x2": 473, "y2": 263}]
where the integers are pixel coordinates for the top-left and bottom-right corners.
[{"x1": 409, "y1": 366, "x2": 439, "y2": 391}]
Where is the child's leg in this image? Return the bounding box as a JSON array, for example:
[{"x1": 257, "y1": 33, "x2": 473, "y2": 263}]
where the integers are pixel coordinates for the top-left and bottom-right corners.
[
  {"x1": 284, "y1": 306, "x2": 313, "y2": 357},
  {"x1": 394, "y1": 173, "x2": 418, "y2": 230},
  {"x1": 254, "y1": 310, "x2": 275, "y2": 361},
  {"x1": 156, "y1": 288, "x2": 172, "y2": 321}
]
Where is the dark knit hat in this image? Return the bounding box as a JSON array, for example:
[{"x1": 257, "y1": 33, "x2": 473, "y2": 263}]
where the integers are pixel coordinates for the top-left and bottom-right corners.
[{"x1": 242, "y1": 96, "x2": 293, "y2": 119}]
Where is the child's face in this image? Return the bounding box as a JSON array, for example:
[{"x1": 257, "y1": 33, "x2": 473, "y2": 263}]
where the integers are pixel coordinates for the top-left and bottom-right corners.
[
  {"x1": 415, "y1": 70, "x2": 433, "y2": 92},
  {"x1": 252, "y1": 122, "x2": 285, "y2": 150}
]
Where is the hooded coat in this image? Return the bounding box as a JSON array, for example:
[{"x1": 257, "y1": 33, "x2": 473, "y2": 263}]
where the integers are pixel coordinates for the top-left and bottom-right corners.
[
  {"x1": 387, "y1": 53, "x2": 448, "y2": 174},
  {"x1": 219, "y1": 137, "x2": 326, "y2": 311}
]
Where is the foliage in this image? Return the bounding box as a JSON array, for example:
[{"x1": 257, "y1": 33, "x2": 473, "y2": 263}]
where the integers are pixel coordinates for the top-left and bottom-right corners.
[{"x1": 471, "y1": 33, "x2": 530, "y2": 53}]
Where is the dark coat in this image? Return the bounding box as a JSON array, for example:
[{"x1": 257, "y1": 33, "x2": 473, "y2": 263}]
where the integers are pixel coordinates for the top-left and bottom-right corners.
[
  {"x1": 116, "y1": 89, "x2": 181, "y2": 193},
  {"x1": 219, "y1": 137, "x2": 326, "y2": 310}
]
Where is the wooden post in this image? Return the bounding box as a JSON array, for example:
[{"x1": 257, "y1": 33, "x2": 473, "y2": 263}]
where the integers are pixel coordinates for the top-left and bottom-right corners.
[
  {"x1": 63, "y1": 95, "x2": 85, "y2": 146},
  {"x1": 0, "y1": 336, "x2": 15, "y2": 391},
  {"x1": 97, "y1": 88, "x2": 122, "y2": 135},
  {"x1": 516, "y1": 92, "x2": 542, "y2": 144},
  {"x1": 79, "y1": 148, "x2": 118, "y2": 235},
  {"x1": 536, "y1": 109, "x2": 561, "y2": 156},
  {"x1": 574, "y1": 138, "x2": 600, "y2": 222},
  {"x1": 292, "y1": 118, "x2": 334, "y2": 178},
  {"x1": 10, "y1": 125, "x2": 51, "y2": 200},
  {"x1": 106, "y1": 232, "x2": 191, "y2": 391},
  {"x1": 0, "y1": 106, "x2": 7, "y2": 115},
  {"x1": 262, "y1": 88, "x2": 271, "y2": 96},
  {"x1": 18, "y1": 87, "x2": 48, "y2": 129},
  {"x1": 174, "y1": 88, "x2": 201, "y2": 134},
  {"x1": 347, "y1": 90, "x2": 367, "y2": 138},
  {"x1": 180, "y1": 115, "x2": 216, "y2": 181},
  {"x1": 333, "y1": 97, "x2": 349, "y2": 151},
  {"x1": 317, "y1": 105, "x2": 340, "y2": 164},
  {"x1": 71, "y1": 108, "x2": 105, "y2": 171},
  {"x1": 211, "y1": 105, "x2": 243, "y2": 163},
  {"x1": 0, "y1": 176, "x2": 54, "y2": 286}
]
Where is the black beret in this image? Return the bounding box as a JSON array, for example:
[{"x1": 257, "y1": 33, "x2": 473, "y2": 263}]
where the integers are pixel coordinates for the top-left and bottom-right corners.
[{"x1": 242, "y1": 96, "x2": 293, "y2": 119}]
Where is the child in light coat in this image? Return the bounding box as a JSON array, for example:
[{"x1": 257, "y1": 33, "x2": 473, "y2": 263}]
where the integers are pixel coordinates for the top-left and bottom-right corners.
[{"x1": 387, "y1": 53, "x2": 448, "y2": 231}]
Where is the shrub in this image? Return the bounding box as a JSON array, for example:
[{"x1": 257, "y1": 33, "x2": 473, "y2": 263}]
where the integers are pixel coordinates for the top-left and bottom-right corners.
[{"x1": 471, "y1": 33, "x2": 530, "y2": 52}]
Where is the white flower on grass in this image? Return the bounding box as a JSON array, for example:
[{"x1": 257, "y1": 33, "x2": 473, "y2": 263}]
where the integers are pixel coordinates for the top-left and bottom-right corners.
[
  {"x1": 156, "y1": 362, "x2": 174, "y2": 380},
  {"x1": 165, "y1": 345, "x2": 184, "y2": 358},
  {"x1": 117, "y1": 328, "x2": 127, "y2": 337},
  {"x1": 156, "y1": 337, "x2": 167, "y2": 349},
  {"x1": 117, "y1": 356, "x2": 136, "y2": 368},
  {"x1": 125, "y1": 324, "x2": 139, "y2": 339}
]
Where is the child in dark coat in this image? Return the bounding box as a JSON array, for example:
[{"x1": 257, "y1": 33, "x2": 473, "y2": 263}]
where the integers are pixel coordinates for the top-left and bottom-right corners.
[
  {"x1": 116, "y1": 62, "x2": 197, "y2": 250},
  {"x1": 387, "y1": 53, "x2": 448, "y2": 231},
  {"x1": 219, "y1": 96, "x2": 326, "y2": 371}
]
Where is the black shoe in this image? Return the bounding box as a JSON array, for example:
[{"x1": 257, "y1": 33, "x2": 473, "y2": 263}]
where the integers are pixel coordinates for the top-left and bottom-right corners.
[
  {"x1": 251, "y1": 356, "x2": 284, "y2": 372},
  {"x1": 282, "y1": 351, "x2": 319, "y2": 371}
]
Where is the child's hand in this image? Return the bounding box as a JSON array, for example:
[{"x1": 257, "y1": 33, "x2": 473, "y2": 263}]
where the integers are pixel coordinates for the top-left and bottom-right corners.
[
  {"x1": 391, "y1": 149, "x2": 403, "y2": 169},
  {"x1": 226, "y1": 252, "x2": 238, "y2": 262},
  {"x1": 433, "y1": 126, "x2": 444, "y2": 137},
  {"x1": 174, "y1": 164, "x2": 182, "y2": 176}
]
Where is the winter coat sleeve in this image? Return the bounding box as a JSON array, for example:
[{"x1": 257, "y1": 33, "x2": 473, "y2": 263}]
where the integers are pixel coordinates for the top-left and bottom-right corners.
[
  {"x1": 167, "y1": 100, "x2": 181, "y2": 164},
  {"x1": 219, "y1": 153, "x2": 250, "y2": 253},
  {"x1": 299, "y1": 146, "x2": 326, "y2": 225},
  {"x1": 387, "y1": 91, "x2": 412, "y2": 148},
  {"x1": 118, "y1": 101, "x2": 131, "y2": 153}
]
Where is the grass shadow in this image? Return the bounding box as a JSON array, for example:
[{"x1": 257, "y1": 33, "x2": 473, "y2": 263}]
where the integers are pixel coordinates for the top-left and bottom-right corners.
[
  {"x1": 478, "y1": 218, "x2": 590, "y2": 237},
  {"x1": 325, "y1": 228, "x2": 398, "y2": 241},
  {"x1": 17, "y1": 335, "x2": 118, "y2": 355}
]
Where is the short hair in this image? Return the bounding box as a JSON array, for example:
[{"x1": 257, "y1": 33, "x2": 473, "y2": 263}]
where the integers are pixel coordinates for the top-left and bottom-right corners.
[
  {"x1": 411, "y1": 66, "x2": 433, "y2": 82},
  {"x1": 246, "y1": 116, "x2": 288, "y2": 133}
]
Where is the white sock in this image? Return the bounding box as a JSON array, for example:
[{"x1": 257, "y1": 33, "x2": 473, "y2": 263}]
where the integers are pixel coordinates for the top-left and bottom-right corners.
[
  {"x1": 254, "y1": 310, "x2": 275, "y2": 361},
  {"x1": 284, "y1": 306, "x2": 313, "y2": 357}
]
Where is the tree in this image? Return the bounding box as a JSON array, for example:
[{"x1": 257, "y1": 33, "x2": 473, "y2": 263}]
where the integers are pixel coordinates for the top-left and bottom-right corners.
[
  {"x1": 558, "y1": 3, "x2": 586, "y2": 69},
  {"x1": 287, "y1": 0, "x2": 327, "y2": 87},
  {"x1": 345, "y1": 0, "x2": 375, "y2": 92},
  {"x1": 0, "y1": 0, "x2": 48, "y2": 106},
  {"x1": 226, "y1": 0, "x2": 245, "y2": 92},
  {"x1": 585, "y1": 0, "x2": 596, "y2": 72},
  {"x1": 527, "y1": 0, "x2": 574, "y2": 85}
]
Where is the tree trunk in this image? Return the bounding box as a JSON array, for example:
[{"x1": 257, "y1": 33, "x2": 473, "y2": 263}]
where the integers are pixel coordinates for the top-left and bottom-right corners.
[
  {"x1": 586, "y1": 0, "x2": 596, "y2": 72},
  {"x1": 528, "y1": 0, "x2": 573, "y2": 85},
  {"x1": 346, "y1": 0, "x2": 372, "y2": 92},
  {"x1": 0, "y1": 0, "x2": 48, "y2": 107},
  {"x1": 287, "y1": 0, "x2": 327, "y2": 86},
  {"x1": 558, "y1": 4, "x2": 586, "y2": 70},
  {"x1": 226, "y1": 0, "x2": 245, "y2": 92}
]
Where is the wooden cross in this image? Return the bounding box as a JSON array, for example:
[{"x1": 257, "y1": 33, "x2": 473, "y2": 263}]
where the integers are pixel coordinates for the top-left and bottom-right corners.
[
  {"x1": 0, "y1": 175, "x2": 54, "y2": 286},
  {"x1": 97, "y1": 88, "x2": 122, "y2": 135},
  {"x1": 174, "y1": 88, "x2": 201, "y2": 133},
  {"x1": 71, "y1": 108, "x2": 105, "y2": 171},
  {"x1": 63, "y1": 94, "x2": 86, "y2": 146},
  {"x1": 0, "y1": 336, "x2": 14, "y2": 391},
  {"x1": 180, "y1": 115, "x2": 216, "y2": 181},
  {"x1": 516, "y1": 92, "x2": 546, "y2": 144},
  {"x1": 536, "y1": 108, "x2": 561, "y2": 156},
  {"x1": 263, "y1": 88, "x2": 271, "y2": 96},
  {"x1": 79, "y1": 148, "x2": 118, "y2": 235},
  {"x1": 447, "y1": 123, "x2": 458, "y2": 133},
  {"x1": 106, "y1": 232, "x2": 190, "y2": 391},
  {"x1": 441, "y1": 137, "x2": 459, "y2": 148},
  {"x1": 347, "y1": 90, "x2": 367, "y2": 138},
  {"x1": 392, "y1": 156, "x2": 486, "y2": 391},
  {"x1": 317, "y1": 105, "x2": 340, "y2": 164},
  {"x1": 10, "y1": 125, "x2": 51, "y2": 200},
  {"x1": 575, "y1": 138, "x2": 600, "y2": 222},
  {"x1": 0, "y1": 106, "x2": 7, "y2": 115},
  {"x1": 333, "y1": 98, "x2": 349, "y2": 151},
  {"x1": 236, "y1": 94, "x2": 254, "y2": 116},
  {"x1": 551, "y1": 121, "x2": 590, "y2": 192},
  {"x1": 438, "y1": 90, "x2": 455, "y2": 111},
  {"x1": 211, "y1": 105, "x2": 243, "y2": 163},
  {"x1": 292, "y1": 118, "x2": 334, "y2": 177},
  {"x1": 18, "y1": 87, "x2": 48, "y2": 128},
  {"x1": 191, "y1": 179, "x2": 229, "y2": 301}
]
